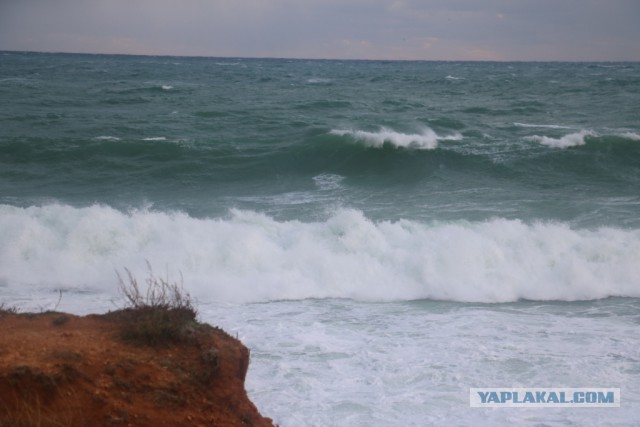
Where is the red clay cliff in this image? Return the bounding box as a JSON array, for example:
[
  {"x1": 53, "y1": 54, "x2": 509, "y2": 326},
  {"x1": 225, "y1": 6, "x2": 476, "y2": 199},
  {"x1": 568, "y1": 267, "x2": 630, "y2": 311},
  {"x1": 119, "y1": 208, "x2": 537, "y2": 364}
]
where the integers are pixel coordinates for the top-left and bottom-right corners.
[{"x1": 0, "y1": 310, "x2": 274, "y2": 427}]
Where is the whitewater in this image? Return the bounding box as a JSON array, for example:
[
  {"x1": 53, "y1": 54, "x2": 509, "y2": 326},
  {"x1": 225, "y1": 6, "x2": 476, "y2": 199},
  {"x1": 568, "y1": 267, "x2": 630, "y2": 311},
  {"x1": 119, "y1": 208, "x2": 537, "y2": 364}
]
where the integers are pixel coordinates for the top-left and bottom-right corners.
[
  {"x1": 1, "y1": 53, "x2": 640, "y2": 425},
  {"x1": 2, "y1": 204, "x2": 639, "y2": 303}
]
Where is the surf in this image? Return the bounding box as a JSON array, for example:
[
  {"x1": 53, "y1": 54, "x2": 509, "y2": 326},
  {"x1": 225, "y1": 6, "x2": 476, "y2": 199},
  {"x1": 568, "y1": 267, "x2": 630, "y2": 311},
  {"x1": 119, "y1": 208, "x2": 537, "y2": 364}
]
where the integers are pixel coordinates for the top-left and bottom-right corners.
[{"x1": 2, "y1": 203, "x2": 638, "y2": 304}]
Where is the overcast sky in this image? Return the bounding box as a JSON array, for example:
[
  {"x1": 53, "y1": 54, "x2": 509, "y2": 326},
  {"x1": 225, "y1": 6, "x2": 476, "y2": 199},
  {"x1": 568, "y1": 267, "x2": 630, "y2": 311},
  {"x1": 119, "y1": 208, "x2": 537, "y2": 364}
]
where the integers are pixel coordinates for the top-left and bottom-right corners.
[{"x1": 1, "y1": 0, "x2": 639, "y2": 61}]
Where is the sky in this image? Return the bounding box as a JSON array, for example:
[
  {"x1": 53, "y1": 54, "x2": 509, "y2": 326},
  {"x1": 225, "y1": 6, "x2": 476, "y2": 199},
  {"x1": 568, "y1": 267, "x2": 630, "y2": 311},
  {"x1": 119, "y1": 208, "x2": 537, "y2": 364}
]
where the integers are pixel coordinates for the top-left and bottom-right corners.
[{"x1": 1, "y1": 0, "x2": 639, "y2": 61}]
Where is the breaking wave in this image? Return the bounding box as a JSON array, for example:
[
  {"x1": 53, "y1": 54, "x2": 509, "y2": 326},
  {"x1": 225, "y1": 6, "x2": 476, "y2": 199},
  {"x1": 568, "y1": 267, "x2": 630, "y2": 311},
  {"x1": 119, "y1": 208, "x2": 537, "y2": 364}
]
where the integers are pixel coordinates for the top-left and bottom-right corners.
[
  {"x1": 526, "y1": 130, "x2": 596, "y2": 148},
  {"x1": 330, "y1": 127, "x2": 463, "y2": 150},
  {"x1": 1, "y1": 204, "x2": 638, "y2": 304}
]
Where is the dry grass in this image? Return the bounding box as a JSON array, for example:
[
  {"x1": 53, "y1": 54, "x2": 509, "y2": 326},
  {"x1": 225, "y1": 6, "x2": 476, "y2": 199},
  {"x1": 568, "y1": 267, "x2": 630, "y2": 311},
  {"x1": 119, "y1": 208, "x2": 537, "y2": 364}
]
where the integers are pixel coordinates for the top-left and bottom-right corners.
[
  {"x1": 0, "y1": 303, "x2": 18, "y2": 316},
  {"x1": 114, "y1": 264, "x2": 198, "y2": 346},
  {"x1": 0, "y1": 367, "x2": 87, "y2": 427},
  {"x1": 0, "y1": 392, "x2": 87, "y2": 427}
]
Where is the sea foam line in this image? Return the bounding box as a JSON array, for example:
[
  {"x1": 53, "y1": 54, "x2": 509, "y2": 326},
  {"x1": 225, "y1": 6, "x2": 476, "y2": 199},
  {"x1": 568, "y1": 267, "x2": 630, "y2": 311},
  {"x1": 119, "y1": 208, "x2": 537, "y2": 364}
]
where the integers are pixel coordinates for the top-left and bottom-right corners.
[{"x1": 1, "y1": 204, "x2": 639, "y2": 304}]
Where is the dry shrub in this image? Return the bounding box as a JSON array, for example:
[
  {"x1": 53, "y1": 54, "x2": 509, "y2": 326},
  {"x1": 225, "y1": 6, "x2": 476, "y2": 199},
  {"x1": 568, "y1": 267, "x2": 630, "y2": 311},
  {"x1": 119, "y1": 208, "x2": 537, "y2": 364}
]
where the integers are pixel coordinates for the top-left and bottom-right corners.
[{"x1": 115, "y1": 263, "x2": 197, "y2": 346}]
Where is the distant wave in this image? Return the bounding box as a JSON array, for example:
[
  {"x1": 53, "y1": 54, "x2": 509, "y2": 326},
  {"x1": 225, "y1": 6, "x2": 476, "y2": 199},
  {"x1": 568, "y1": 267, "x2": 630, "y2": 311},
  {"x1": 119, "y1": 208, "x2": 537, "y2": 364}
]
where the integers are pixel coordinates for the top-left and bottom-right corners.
[
  {"x1": 93, "y1": 136, "x2": 121, "y2": 141},
  {"x1": 526, "y1": 130, "x2": 596, "y2": 148},
  {"x1": 330, "y1": 127, "x2": 463, "y2": 150},
  {"x1": 307, "y1": 78, "x2": 332, "y2": 84},
  {"x1": 514, "y1": 122, "x2": 573, "y2": 129},
  {"x1": 1, "y1": 204, "x2": 639, "y2": 303}
]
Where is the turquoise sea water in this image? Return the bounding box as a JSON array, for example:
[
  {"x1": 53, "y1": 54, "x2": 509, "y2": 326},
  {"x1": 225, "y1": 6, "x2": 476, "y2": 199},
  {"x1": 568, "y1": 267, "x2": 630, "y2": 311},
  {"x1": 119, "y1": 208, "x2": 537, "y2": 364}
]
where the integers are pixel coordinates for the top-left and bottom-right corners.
[{"x1": 1, "y1": 52, "x2": 639, "y2": 425}]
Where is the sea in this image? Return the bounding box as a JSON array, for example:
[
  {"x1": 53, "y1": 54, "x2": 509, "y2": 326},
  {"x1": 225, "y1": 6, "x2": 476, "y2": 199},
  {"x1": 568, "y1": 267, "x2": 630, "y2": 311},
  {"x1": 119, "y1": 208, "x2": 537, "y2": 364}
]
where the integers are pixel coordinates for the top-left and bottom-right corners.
[{"x1": 1, "y1": 51, "x2": 639, "y2": 426}]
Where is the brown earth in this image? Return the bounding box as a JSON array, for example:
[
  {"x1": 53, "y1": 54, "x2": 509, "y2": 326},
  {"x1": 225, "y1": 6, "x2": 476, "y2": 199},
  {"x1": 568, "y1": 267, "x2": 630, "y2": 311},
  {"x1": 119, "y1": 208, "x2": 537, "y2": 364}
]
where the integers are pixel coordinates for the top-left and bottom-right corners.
[{"x1": 0, "y1": 311, "x2": 274, "y2": 427}]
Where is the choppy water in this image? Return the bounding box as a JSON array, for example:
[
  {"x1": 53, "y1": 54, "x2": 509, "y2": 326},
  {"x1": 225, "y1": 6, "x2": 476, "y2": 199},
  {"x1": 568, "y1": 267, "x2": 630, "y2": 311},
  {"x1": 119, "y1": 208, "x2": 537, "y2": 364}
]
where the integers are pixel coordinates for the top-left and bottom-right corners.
[{"x1": 1, "y1": 52, "x2": 639, "y2": 425}]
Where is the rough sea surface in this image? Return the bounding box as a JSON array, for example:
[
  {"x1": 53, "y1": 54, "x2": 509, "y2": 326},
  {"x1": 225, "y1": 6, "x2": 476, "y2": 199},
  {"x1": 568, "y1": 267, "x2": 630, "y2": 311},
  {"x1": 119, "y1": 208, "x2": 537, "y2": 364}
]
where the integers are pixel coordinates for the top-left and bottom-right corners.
[{"x1": 1, "y1": 52, "x2": 639, "y2": 425}]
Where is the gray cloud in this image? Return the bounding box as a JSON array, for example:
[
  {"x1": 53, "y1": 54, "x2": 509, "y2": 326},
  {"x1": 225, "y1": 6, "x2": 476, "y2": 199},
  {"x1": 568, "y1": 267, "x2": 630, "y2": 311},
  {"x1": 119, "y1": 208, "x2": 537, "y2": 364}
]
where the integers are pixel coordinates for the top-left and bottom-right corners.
[{"x1": 0, "y1": 0, "x2": 638, "y2": 60}]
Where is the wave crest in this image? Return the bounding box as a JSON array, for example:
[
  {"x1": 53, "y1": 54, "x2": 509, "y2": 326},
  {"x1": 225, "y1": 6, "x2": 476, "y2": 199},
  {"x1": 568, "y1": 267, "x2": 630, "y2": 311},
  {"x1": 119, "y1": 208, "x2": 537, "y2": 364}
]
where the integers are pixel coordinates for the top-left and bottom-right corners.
[
  {"x1": 526, "y1": 130, "x2": 596, "y2": 148},
  {"x1": 330, "y1": 127, "x2": 462, "y2": 150},
  {"x1": 620, "y1": 132, "x2": 640, "y2": 141}
]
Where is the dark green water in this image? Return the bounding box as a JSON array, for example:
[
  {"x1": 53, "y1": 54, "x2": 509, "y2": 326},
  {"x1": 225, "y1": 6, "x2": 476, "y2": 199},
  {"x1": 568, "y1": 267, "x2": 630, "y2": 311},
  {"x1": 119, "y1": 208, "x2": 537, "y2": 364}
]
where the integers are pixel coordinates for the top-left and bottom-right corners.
[
  {"x1": 1, "y1": 52, "x2": 639, "y2": 303},
  {"x1": 2, "y1": 52, "x2": 639, "y2": 226}
]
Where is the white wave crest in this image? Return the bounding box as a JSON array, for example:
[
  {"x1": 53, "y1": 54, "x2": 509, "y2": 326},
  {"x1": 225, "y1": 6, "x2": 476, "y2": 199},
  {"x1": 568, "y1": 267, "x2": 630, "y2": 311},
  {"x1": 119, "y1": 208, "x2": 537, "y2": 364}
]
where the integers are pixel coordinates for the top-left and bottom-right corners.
[
  {"x1": 93, "y1": 136, "x2": 121, "y2": 141},
  {"x1": 2, "y1": 204, "x2": 639, "y2": 304},
  {"x1": 526, "y1": 130, "x2": 596, "y2": 148},
  {"x1": 330, "y1": 127, "x2": 462, "y2": 150},
  {"x1": 620, "y1": 132, "x2": 640, "y2": 141},
  {"x1": 142, "y1": 137, "x2": 167, "y2": 141},
  {"x1": 161, "y1": 85, "x2": 173, "y2": 90}
]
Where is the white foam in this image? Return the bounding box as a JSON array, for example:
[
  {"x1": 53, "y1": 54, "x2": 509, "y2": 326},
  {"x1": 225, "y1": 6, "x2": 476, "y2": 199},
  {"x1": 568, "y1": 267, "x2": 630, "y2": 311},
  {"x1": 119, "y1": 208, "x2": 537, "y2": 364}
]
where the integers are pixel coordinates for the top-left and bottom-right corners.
[
  {"x1": 93, "y1": 136, "x2": 121, "y2": 141},
  {"x1": 1, "y1": 204, "x2": 639, "y2": 303},
  {"x1": 161, "y1": 85, "x2": 173, "y2": 90},
  {"x1": 526, "y1": 130, "x2": 596, "y2": 148},
  {"x1": 620, "y1": 132, "x2": 640, "y2": 141},
  {"x1": 330, "y1": 127, "x2": 462, "y2": 150},
  {"x1": 445, "y1": 75, "x2": 465, "y2": 80},
  {"x1": 142, "y1": 137, "x2": 167, "y2": 141},
  {"x1": 212, "y1": 298, "x2": 640, "y2": 427},
  {"x1": 313, "y1": 174, "x2": 345, "y2": 191}
]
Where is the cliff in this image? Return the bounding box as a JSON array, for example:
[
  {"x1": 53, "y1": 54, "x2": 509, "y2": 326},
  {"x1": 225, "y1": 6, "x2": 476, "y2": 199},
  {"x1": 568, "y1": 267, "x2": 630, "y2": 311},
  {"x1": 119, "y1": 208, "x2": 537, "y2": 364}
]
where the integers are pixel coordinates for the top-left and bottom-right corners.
[{"x1": 0, "y1": 310, "x2": 274, "y2": 427}]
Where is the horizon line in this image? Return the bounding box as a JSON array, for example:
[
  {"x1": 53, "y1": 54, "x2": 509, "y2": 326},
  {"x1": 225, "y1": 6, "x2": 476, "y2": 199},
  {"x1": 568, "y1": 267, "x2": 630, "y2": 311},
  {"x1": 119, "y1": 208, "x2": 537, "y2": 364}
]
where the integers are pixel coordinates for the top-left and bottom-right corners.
[{"x1": 2, "y1": 49, "x2": 639, "y2": 64}]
